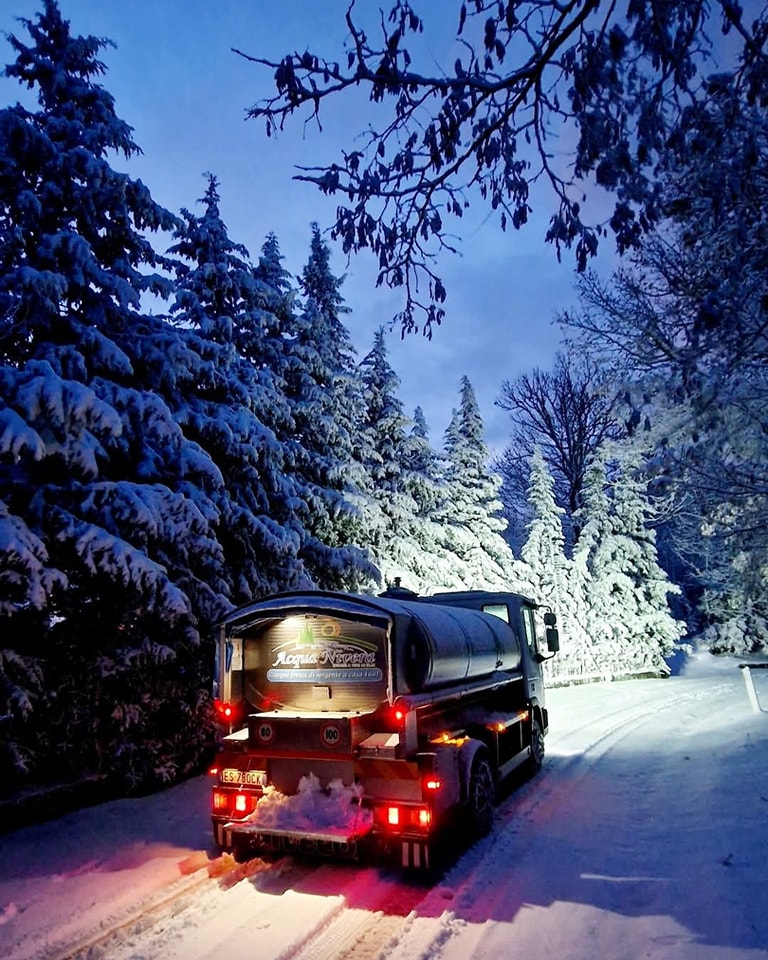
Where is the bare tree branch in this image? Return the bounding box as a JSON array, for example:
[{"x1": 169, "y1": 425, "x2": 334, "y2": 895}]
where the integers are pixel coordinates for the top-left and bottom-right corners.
[{"x1": 236, "y1": 0, "x2": 766, "y2": 333}]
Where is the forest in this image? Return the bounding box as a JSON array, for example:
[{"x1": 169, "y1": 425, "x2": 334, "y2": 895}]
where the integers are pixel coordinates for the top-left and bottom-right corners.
[{"x1": 0, "y1": 1, "x2": 765, "y2": 803}]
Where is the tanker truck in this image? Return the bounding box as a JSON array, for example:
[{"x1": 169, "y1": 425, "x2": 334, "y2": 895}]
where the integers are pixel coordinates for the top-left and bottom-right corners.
[{"x1": 209, "y1": 585, "x2": 559, "y2": 871}]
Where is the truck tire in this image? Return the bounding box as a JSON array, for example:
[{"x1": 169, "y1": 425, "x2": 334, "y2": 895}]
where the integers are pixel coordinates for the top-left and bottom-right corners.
[
  {"x1": 527, "y1": 715, "x2": 545, "y2": 775},
  {"x1": 467, "y1": 753, "x2": 495, "y2": 837}
]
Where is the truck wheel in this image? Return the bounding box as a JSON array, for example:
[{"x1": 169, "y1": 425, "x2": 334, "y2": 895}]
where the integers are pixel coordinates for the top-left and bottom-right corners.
[
  {"x1": 467, "y1": 754, "x2": 495, "y2": 837},
  {"x1": 527, "y1": 716, "x2": 545, "y2": 775}
]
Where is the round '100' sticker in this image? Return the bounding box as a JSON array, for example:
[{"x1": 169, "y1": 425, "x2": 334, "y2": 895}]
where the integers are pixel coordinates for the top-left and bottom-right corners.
[
  {"x1": 256, "y1": 721, "x2": 274, "y2": 744},
  {"x1": 321, "y1": 723, "x2": 341, "y2": 748}
]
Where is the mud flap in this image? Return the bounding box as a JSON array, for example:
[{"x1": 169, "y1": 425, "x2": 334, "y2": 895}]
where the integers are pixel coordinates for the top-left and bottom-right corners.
[
  {"x1": 210, "y1": 821, "x2": 230, "y2": 849},
  {"x1": 401, "y1": 839, "x2": 431, "y2": 871}
]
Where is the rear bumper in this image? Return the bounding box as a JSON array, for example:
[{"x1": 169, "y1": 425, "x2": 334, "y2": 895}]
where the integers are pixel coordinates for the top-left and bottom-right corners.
[
  {"x1": 212, "y1": 816, "x2": 437, "y2": 871},
  {"x1": 214, "y1": 818, "x2": 370, "y2": 859}
]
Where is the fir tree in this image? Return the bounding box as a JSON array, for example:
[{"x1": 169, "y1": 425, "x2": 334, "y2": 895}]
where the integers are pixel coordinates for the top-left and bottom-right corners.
[
  {"x1": 395, "y1": 406, "x2": 460, "y2": 593},
  {"x1": 439, "y1": 377, "x2": 519, "y2": 590},
  {"x1": 521, "y1": 450, "x2": 567, "y2": 617},
  {"x1": 404, "y1": 407, "x2": 443, "y2": 518},
  {"x1": 0, "y1": 3, "x2": 223, "y2": 793},
  {"x1": 356, "y1": 327, "x2": 431, "y2": 589},
  {"x1": 248, "y1": 232, "x2": 296, "y2": 381},
  {"x1": 167, "y1": 174, "x2": 309, "y2": 599},
  {"x1": 521, "y1": 448, "x2": 594, "y2": 682},
  {"x1": 575, "y1": 449, "x2": 685, "y2": 678},
  {"x1": 281, "y1": 223, "x2": 374, "y2": 589},
  {"x1": 521, "y1": 448, "x2": 568, "y2": 603}
]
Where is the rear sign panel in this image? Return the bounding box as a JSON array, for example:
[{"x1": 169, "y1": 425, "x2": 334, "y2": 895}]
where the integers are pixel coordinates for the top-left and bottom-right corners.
[
  {"x1": 267, "y1": 617, "x2": 382, "y2": 683},
  {"x1": 243, "y1": 614, "x2": 389, "y2": 712}
]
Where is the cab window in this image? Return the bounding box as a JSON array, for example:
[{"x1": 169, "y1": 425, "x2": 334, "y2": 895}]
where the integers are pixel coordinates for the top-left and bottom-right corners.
[
  {"x1": 482, "y1": 603, "x2": 510, "y2": 624},
  {"x1": 523, "y1": 605, "x2": 539, "y2": 660}
]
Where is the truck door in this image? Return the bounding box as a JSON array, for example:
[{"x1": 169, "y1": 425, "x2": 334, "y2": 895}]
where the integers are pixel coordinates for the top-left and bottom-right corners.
[{"x1": 521, "y1": 603, "x2": 545, "y2": 702}]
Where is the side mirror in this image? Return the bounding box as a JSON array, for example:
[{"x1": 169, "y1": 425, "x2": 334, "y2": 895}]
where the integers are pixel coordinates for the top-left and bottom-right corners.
[
  {"x1": 546, "y1": 627, "x2": 560, "y2": 654},
  {"x1": 543, "y1": 611, "x2": 557, "y2": 627}
]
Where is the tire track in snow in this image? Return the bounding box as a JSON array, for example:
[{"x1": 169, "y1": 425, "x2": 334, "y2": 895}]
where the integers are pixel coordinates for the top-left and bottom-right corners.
[
  {"x1": 88, "y1": 855, "x2": 426, "y2": 960},
  {"x1": 35, "y1": 859, "x2": 230, "y2": 960},
  {"x1": 286, "y1": 869, "x2": 432, "y2": 960},
  {"x1": 100, "y1": 856, "x2": 340, "y2": 960}
]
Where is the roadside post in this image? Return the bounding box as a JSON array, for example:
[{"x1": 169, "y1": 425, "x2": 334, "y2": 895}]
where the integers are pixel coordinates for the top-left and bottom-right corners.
[{"x1": 739, "y1": 663, "x2": 768, "y2": 714}]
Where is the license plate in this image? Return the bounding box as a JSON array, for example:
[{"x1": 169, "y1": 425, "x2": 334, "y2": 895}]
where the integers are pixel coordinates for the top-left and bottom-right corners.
[{"x1": 221, "y1": 768, "x2": 267, "y2": 786}]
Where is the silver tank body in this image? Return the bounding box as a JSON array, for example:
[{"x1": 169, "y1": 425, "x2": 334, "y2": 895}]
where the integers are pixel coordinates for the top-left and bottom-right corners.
[
  {"x1": 221, "y1": 590, "x2": 523, "y2": 699},
  {"x1": 382, "y1": 595, "x2": 522, "y2": 693}
]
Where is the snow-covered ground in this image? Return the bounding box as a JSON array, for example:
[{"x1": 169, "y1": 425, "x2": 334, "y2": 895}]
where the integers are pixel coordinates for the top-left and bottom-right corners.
[{"x1": 1, "y1": 651, "x2": 767, "y2": 960}]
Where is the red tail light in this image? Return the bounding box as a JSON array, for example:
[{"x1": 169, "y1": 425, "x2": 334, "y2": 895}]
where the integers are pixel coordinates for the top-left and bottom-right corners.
[
  {"x1": 376, "y1": 804, "x2": 431, "y2": 833},
  {"x1": 214, "y1": 699, "x2": 235, "y2": 723},
  {"x1": 212, "y1": 788, "x2": 257, "y2": 819}
]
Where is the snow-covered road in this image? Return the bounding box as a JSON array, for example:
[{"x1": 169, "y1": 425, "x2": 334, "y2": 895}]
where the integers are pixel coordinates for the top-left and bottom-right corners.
[{"x1": 2, "y1": 652, "x2": 767, "y2": 960}]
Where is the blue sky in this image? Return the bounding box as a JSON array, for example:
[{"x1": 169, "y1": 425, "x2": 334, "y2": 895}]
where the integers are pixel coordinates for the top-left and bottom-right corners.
[{"x1": 0, "y1": 0, "x2": 587, "y2": 452}]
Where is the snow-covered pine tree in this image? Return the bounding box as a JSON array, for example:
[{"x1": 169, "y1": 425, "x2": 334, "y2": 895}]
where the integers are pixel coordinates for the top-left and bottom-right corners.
[
  {"x1": 388, "y1": 405, "x2": 461, "y2": 592},
  {"x1": 521, "y1": 448, "x2": 567, "y2": 603},
  {"x1": 698, "y1": 583, "x2": 768, "y2": 656},
  {"x1": 521, "y1": 448, "x2": 586, "y2": 681},
  {"x1": 562, "y1": 89, "x2": 768, "y2": 654},
  {"x1": 574, "y1": 449, "x2": 685, "y2": 678},
  {"x1": 407, "y1": 407, "x2": 442, "y2": 514},
  {"x1": 438, "y1": 377, "x2": 520, "y2": 591},
  {"x1": 247, "y1": 232, "x2": 296, "y2": 382},
  {"x1": 168, "y1": 175, "x2": 310, "y2": 599},
  {"x1": 404, "y1": 406, "x2": 448, "y2": 540},
  {"x1": 572, "y1": 454, "x2": 620, "y2": 679},
  {"x1": 564, "y1": 537, "x2": 600, "y2": 681},
  {"x1": 0, "y1": 2, "x2": 225, "y2": 794},
  {"x1": 280, "y1": 223, "x2": 375, "y2": 589},
  {"x1": 356, "y1": 327, "x2": 427, "y2": 590}
]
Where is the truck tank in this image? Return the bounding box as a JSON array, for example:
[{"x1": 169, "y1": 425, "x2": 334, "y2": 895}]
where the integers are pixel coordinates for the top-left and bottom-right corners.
[
  {"x1": 220, "y1": 590, "x2": 523, "y2": 711},
  {"x1": 389, "y1": 598, "x2": 522, "y2": 694}
]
